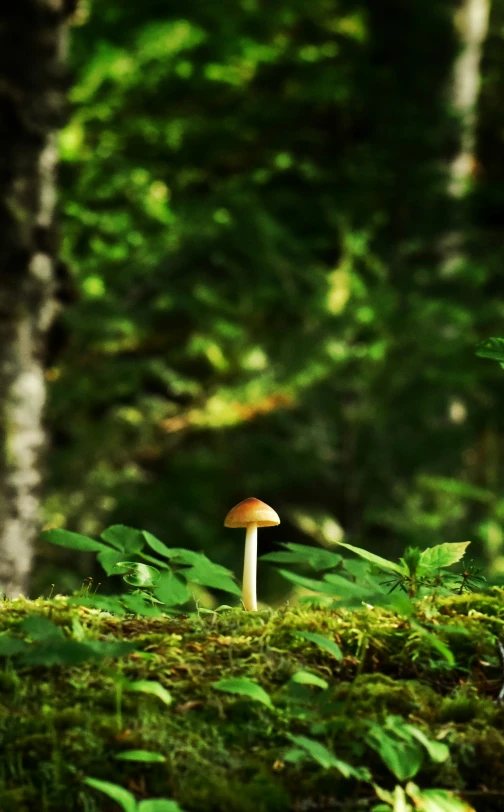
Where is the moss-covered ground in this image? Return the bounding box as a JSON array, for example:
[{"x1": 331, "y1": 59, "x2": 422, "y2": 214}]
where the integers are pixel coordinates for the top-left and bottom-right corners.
[{"x1": 1, "y1": 592, "x2": 504, "y2": 811}]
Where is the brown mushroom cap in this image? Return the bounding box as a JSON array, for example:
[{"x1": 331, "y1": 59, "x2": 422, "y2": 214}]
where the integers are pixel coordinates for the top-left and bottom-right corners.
[{"x1": 224, "y1": 497, "x2": 280, "y2": 528}]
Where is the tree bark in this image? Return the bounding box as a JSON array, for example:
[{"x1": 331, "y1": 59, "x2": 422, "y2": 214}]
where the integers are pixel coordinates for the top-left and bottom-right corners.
[
  {"x1": 0, "y1": 0, "x2": 72, "y2": 596},
  {"x1": 441, "y1": 0, "x2": 490, "y2": 278},
  {"x1": 449, "y1": 0, "x2": 491, "y2": 197}
]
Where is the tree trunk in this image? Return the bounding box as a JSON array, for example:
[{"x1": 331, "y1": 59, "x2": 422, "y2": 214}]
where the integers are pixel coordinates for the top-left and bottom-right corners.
[
  {"x1": 449, "y1": 0, "x2": 491, "y2": 197},
  {"x1": 0, "y1": 0, "x2": 72, "y2": 596},
  {"x1": 441, "y1": 0, "x2": 490, "y2": 274}
]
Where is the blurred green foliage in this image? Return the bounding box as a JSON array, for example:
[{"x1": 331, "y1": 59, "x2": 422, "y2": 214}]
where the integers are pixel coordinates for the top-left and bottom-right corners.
[{"x1": 41, "y1": 0, "x2": 504, "y2": 595}]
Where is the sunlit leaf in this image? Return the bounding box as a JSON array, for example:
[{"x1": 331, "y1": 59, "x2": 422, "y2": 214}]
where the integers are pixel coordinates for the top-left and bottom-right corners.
[
  {"x1": 138, "y1": 800, "x2": 186, "y2": 812},
  {"x1": 403, "y1": 725, "x2": 449, "y2": 763},
  {"x1": 475, "y1": 337, "x2": 504, "y2": 363},
  {"x1": 333, "y1": 541, "x2": 407, "y2": 576},
  {"x1": 419, "y1": 542, "x2": 470, "y2": 570},
  {"x1": 213, "y1": 677, "x2": 272, "y2": 708},
  {"x1": 405, "y1": 782, "x2": 475, "y2": 812},
  {"x1": 125, "y1": 680, "x2": 172, "y2": 706},
  {"x1": 84, "y1": 778, "x2": 136, "y2": 812},
  {"x1": 113, "y1": 561, "x2": 161, "y2": 587},
  {"x1": 290, "y1": 670, "x2": 328, "y2": 690},
  {"x1": 115, "y1": 750, "x2": 166, "y2": 763}
]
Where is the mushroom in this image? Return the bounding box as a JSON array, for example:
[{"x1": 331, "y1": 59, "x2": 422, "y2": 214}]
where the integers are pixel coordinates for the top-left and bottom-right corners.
[{"x1": 224, "y1": 497, "x2": 280, "y2": 611}]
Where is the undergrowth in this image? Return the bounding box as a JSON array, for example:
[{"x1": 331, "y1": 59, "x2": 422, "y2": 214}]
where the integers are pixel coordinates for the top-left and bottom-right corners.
[{"x1": 1, "y1": 592, "x2": 504, "y2": 811}]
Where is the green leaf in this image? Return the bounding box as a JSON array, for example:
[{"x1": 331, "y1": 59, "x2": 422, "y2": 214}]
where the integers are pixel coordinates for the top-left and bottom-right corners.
[
  {"x1": 475, "y1": 337, "x2": 504, "y2": 363},
  {"x1": 84, "y1": 778, "x2": 136, "y2": 812},
  {"x1": 41, "y1": 529, "x2": 110, "y2": 554},
  {"x1": 115, "y1": 750, "x2": 166, "y2": 763},
  {"x1": 142, "y1": 531, "x2": 174, "y2": 559},
  {"x1": 333, "y1": 540, "x2": 407, "y2": 576},
  {"x1": 0, "y1": 635, "x2": 30, "y2": 657},
  {"x1": 260, "y1": 543, "x2": 342, "y2": 570},
  {"x1": 403, "y1": 725, "x2": 449, "y2": 763},
  {"x1": 294, "y1": 631, "x2": 343, "y2": 661},
  {"x1": 125, "y1": 680, "x2": 172, "y2": 706},
  {"x1": 373, "y1": 784, "x2": 410, "y2": 811},
  {"x1": 367, "y1": 728, "x2": 423, "y2": 781},
  {"x1": 282, "y1": 747, "x2": 308, "y2": 765},
  {"x1": 278, "y1": 569, "x2": 342, "y2": 595},
  {"x1": 155, "y1": 570, "x2": 192, "y2": 606},
  {"x1": 19, "y1": 616, "x2": 65, "y2": 642},
  {"x1": 213, "y1": 677, "x2": 272, "y2": 708},
  {"x1": 323, "y1": 572, "x2": 382, "y2": 599},
  {"x1": 182, "y1": 562, "x2": 241, "y2": 596},
  {"x1": 285, "y1": 734, "x2": 337, "y2": 769},
  {"x1": 163, "y1": 548, "x2": 210, "y2": 566},
  {"x1": 290, "y1": 670, "x2": 328, "y2": 690},
  {"x1": 419, "y1": 542, "x2": 470, "y2": 570},
  {"x1": 101, "y1": 525, "x2": 146, "y2": 554},
  {"x1": 410, "y1": 621, "x2": 454, "y2": 665},
  {"x1": 114, "y1": 561, "x2": 161, "y2": 587},
  {"x1": 139, "y1": 551, "x2": 171, "y2": 570},
  {"x1": 21, "y1": 641, "x2": 90, "y2": 666},
  {"x1": 67, "y1": 595, "x2": 126, "y2": 614},
  {"x1": 23, "y1": 639, "x2": 135, "y2": 666},
  {"x1": 168, "y1": 548, "x2": 235, "y2": 575},
  {"x1": 121, "y1": 594, "x2": 163, "y2": 617},
  {"x1": 138, "y1": 801, "x2": 186, "y2": 812},
  {"x1": 155, "y1": 548, "x2": 241, "y2": 595},
  {"x1": 418, "y1": 475, "x2": 494, "y2": 503},
  {"x1": 285, "y1": 734, "x2": 370, "y2": 779},
  {"x1": 98, "y1": 549, "x2": 127, "y2": 575},
  {"x1": 92, "y1": 640, "x2": 138, "y2": 658},
  {"x1": 406, "y1": 783, "x2": 474, "y2": 812}
]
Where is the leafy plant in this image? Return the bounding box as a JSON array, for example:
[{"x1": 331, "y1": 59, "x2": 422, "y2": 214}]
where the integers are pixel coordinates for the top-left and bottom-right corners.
[
  {"x1": 284, "y1": 733, "x2": 371, "y2": 780},
  {"x1": 366, "y1": 716, "x2": 449, "y2": 782},
  {"x1": 293, "y1": 631, "x2": 343, "y2": 661},
  {"x1": 42, "y1": 524, "x2": 241, "y2": 612},
  {"x1": 264, "y1": 538, "x2": 482, "y2": 602},
  {"x1": 0, "y1": 616, "x2": 135, "y2": 666},
  {"x1": 84, "y1": 778, "x2": 185, "y2": 812},
  {"x1": 290, "y1": 670, "x2": 329, "y2": 690},
  {"x1": 475, "y1": 336, "x2": 504, "y2": 366},
  {"x1": 373, "y1": 781, "x2": 475, "y2": 812},
  {"x1": 115, "y1": 751, "x2": 166, "y2": 763},
  {"x1": 261, "y1": 543, "x2": 342, "y2": 571},
  {"x1": 212, "y1": 677, "x2": 273, "y2": 708}
]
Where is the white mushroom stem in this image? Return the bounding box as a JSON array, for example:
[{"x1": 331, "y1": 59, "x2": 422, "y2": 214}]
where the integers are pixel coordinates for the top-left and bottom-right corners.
[{"x1": 242, "y1": 523, "x2": 258, "y2": 611}]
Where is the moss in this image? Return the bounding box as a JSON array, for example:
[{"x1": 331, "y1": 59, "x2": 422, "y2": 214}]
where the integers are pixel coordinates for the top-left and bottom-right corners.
[{"x1": 0, "y1": 595, "x2": 504, "y2": 810}]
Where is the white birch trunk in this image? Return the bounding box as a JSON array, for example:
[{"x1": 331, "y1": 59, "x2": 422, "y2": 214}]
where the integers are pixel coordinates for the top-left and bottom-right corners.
[
  {"x1": 449, "y1": 0, "x2": 491, "y2": 197},
  {"x1": 441, "y1": 0, "x2": 490, "y2": 275},
  {"x1": 0, "y1": 1, "x2": 71, "y2": 596}
]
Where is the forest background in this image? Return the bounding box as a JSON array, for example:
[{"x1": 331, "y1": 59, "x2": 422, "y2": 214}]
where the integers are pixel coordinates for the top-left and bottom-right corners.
[{"x1": 1, "y1": 0, "x2": 504, "y2": 603}]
